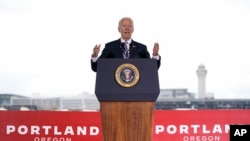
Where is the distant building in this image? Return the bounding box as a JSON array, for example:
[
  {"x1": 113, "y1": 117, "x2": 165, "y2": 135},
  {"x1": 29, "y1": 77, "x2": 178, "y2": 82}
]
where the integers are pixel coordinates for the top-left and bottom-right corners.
[
  {"x1": 1, "y1": 93, "x2": 250, "y2": 110},
  {"x1": 61, "y1": 98, "x2": 85, "y2": 110},
  {"x1": 155, "y1": 99, "x2": 250, "y2": 110},
  {"x1": 158, "y1": 89, "x2": 194, "y2": 99},
  {"x1": 0, "y1": 94, "x2": 37, "y2": 110},
  {"x1": 59, "y1": 93, "x2": 99, "y2": 110},
  {"x1": 205, "y1": 92, "x2": 215, "y2": 99},
  {"x1": 196, "y1": 64, "x2": 207, "y2": 99},
  {"x1": 0, "y1": 94, "x2": 26, "y2": 105},
  {"x1": 1, "y1": 93, "x2": 99, "y2": 110},
  {"x1": 11, "y1": 97, "x2": 60, "y2": 110}
]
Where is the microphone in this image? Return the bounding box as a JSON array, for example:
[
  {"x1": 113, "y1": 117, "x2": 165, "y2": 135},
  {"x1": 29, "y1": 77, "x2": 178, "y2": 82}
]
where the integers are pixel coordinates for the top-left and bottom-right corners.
[
  {"x1": 129, "y1": 42, "x2": 135, "y2": 51},
  {"x1": 120, "y1": 42, "x2": 126, "y2": 51}
]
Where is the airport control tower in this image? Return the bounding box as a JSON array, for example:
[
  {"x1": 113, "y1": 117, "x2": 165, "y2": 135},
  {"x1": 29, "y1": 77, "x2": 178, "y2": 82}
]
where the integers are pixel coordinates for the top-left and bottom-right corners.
[{"x1": 196, "y1": 64, "x2": 207, "y2": 99}]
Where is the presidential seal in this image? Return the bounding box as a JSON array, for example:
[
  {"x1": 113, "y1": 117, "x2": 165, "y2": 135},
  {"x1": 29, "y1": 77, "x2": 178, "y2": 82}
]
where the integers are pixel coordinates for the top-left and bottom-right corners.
[{"x1": 115, "y1": 63, "x2": 140, "y2": 87}]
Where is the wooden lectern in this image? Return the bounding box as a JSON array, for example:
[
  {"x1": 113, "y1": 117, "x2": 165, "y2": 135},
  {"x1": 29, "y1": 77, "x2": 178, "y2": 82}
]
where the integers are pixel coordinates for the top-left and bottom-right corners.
[{"x1": 95, "y1": 59, "x2": 160, "y2": 141}]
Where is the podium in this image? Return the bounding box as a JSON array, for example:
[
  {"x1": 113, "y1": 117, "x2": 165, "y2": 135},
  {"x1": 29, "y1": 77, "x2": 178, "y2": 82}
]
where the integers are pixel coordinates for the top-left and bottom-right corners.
[{"x1": 95, "y1": 59, "x2": 160, "y2": 141}]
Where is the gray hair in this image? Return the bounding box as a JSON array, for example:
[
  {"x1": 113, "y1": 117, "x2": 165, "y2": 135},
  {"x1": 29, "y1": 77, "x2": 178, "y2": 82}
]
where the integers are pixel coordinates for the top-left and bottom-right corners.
[{"x1": 118, "y1": 17, "x2": 134, "y2": 28}]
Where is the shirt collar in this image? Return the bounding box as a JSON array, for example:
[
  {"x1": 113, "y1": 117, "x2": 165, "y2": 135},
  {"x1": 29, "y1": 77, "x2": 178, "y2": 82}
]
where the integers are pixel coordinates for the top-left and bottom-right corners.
[{"x1": 120, "y1": 38, "x2": 132, "y2": 44}]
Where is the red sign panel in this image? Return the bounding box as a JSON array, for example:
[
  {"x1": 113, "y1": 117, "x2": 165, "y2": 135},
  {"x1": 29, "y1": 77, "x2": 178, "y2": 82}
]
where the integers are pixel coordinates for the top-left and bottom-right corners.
[
  {"x1": 0, "y1": 110, "x2": 250, "y2": 141},
  {"x1": 153, "y1": 110, "x2": 250, "y2": 141},
  {"x1": 0, "y1": 111, "x2": 102, "y2": 141}
]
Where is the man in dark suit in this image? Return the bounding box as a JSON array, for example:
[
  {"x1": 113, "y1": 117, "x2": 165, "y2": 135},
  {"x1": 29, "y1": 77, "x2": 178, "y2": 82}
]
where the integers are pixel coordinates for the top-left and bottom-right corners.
[{"x1": 91, "y1": 17, "x2": 161, "y2": 72}]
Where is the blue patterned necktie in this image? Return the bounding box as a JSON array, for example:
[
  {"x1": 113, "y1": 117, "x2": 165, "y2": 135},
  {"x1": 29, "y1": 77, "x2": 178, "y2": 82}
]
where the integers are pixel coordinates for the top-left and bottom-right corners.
[{"x1": 124, "y1": 42, "x2": 129, "y2": 58}]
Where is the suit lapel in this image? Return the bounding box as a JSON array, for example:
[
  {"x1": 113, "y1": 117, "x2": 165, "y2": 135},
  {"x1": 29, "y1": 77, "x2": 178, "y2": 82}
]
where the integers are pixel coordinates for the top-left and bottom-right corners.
[
  {"x1": 129, "y1": 40, "x2": 136, "y2": 58},
  {"x1": 115, "y1": 39, "x2": 124, "y2": 58}
]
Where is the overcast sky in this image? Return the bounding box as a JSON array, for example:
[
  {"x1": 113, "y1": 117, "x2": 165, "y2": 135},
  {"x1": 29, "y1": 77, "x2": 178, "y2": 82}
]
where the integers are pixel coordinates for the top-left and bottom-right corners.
[{"x1": 0, "y1": 0, "x2": 250, "y2": 99}]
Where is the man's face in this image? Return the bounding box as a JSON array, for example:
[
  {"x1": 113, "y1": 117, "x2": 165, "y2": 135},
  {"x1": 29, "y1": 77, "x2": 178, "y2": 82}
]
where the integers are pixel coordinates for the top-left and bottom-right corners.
[{"x1": 118, "y1": 19, "x2": 134, "y2": 40}]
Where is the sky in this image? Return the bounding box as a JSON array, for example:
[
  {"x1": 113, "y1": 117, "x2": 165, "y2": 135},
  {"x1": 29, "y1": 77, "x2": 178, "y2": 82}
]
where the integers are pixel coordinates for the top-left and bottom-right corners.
[{"x1": 0, "y1": 0, "x2": 250, "y2": 99}]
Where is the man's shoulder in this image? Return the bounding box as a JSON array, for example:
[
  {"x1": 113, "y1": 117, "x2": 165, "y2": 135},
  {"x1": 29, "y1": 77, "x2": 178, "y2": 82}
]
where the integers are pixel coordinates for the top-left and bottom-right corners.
[
  {"x1": 104, "y1": 39, "x2": 146, "y2": 48},
  {"x1": 105, "y1": 39, "x2": 120, "y2": 45},
  {"x1": 132, "y1": 40, "x2": 147, "y2": 48}
]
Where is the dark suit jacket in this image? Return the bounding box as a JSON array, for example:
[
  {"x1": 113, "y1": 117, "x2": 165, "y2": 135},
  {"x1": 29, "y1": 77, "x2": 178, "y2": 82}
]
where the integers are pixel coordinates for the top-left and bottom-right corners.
[{"x1": 91, "y1": 39, "x2": 161, "y2": 72}]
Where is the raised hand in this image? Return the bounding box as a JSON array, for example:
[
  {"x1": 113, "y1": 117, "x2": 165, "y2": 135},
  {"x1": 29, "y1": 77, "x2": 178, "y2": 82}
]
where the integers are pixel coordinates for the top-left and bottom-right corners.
[
  {"x1": 153, "y1": 42, "x2": 159, "y2": 56},
  {"x1": 92, "y1": 44, "x2": 101, "y2": 57}
]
